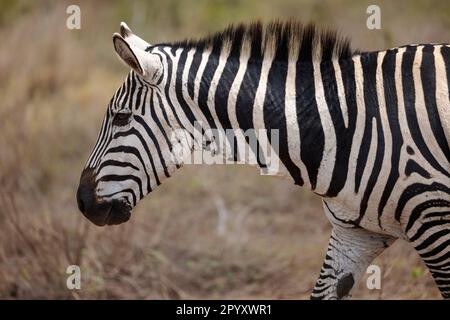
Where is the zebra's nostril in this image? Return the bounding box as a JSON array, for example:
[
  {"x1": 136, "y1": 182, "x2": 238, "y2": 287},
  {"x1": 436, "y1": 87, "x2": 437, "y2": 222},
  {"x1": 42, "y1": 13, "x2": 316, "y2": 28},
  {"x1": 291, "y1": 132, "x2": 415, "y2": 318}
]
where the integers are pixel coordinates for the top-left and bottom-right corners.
[
  {"x1": 77, "y1": 190, "x2": 85, "y2": 213},
  {"x1": 77, "y1": 183, "x2": 94, "y2": 214},
  {"x1": 77, "y1": 168, "x2": 97, "y2": 215}
]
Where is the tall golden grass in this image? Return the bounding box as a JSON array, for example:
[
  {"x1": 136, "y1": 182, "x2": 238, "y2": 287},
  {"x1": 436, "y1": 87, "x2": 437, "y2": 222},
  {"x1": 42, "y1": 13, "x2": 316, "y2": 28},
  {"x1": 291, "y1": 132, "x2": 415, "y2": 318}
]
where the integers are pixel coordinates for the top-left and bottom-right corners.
[{"x1": 0, "y1": 0, "x2": 448, "y2": 299}]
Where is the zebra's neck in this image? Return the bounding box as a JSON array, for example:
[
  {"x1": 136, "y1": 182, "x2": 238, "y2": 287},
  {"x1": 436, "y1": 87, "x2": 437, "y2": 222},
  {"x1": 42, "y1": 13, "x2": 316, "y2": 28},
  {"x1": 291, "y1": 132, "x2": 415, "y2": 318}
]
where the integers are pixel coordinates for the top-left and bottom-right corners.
[{"x1": 161, "y1": 45, "x2": 359, "y2": 195}]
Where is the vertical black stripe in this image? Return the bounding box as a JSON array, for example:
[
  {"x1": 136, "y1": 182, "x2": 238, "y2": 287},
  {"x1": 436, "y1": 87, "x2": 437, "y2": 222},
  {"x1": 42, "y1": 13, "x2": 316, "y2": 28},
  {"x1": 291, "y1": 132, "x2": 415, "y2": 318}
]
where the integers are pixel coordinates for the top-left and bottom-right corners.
[
  {"x1": 213, "y1": 33, "x2": 245, "y2": 161},
  {"x1": 129, "y1": 73, "x2": 145, "y2": 113},
  {"x1": 356, "y1": 52, "x2": 385, "y2": 224},
  {"x1": 421, "y1": 45, "x2": 450, "y2": 163},
  {"x1": 150, "y1": 89, "x2": 173, "y2": 172},
  {"x1": 136, "y1": 109, "x2": 171, "y2": 178},
  {"x1": 235, "y1": 41, "x2": 268, "y2": 168},
  {"x1": 339, "y1": 57, "x2": 358, "y2": 193},
  {"x1": 122, "y1": 74, "x2": 132, "y2": 110},
  {"x1": 323, "y1": 60, "x2": 355, "y2": 196},
  {"x1": 263, "y1": 35, "x2": 304, "y2": 185},
  {"x1": 402, "y1": 46, "x2": 450, "y2": 178},
  {"x1": 214, "y1": 43, "x2": 239, "y2": 144},
  {"x1": 296, "y1": 62, "x2": 324, "y2": 190},
  {"x1": 175, "y1": 49, "x2": 202, "y2": 127},
  {"x1": 442, "y1": 46, "x2": 450, "y2": 102},
  {"x1": 187, "y1": 48, "x2": 203, "y2": 100},
  {"x1": 131, "y1": 116, "x2": 166, "y2": 184},
  {"x1": 378, "y1": 49, "x2": 403, "y2": 223},
  {"x1": 134, "y1": 75, "x2": 146, "y2": 115},
  {"x1": 197, "y1": 43, "x2": 222, "y2": 130},
  {"x1": 155, "y1": 92, "x2": 182, "y2": 170},
  {"x1": 159, "y1": 49, "x2": 191, "y2": 135},
  {"x1": 115, "y1": 80, "x2": 127, "y2": 110}
]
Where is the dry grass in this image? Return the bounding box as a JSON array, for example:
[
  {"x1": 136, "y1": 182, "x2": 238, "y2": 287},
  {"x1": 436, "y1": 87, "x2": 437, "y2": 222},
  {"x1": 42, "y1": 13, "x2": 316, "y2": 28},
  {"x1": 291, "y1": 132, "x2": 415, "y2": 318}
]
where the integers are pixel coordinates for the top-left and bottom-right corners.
[{"x1": 0, "y1": 0, "x2": 448, "y2": 299}]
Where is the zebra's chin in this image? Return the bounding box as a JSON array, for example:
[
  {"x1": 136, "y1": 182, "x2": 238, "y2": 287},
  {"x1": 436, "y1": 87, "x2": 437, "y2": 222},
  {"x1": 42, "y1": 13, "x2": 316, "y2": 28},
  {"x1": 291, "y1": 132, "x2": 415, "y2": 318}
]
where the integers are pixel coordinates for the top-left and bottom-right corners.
[{"x1": 103, "y1": 200, "x2": 131, "y2": 226}]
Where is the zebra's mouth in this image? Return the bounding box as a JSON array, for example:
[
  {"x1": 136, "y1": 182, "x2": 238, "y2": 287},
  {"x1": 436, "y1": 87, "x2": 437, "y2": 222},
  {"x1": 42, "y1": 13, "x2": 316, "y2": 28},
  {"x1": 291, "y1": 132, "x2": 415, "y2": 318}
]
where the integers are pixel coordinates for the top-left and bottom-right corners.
[
  {"x1": 104, "y1": 200, "x2": 132, "y2": 226},
  {"x1": 78, "y1": 199, "x2": 131, "y2": 227}
]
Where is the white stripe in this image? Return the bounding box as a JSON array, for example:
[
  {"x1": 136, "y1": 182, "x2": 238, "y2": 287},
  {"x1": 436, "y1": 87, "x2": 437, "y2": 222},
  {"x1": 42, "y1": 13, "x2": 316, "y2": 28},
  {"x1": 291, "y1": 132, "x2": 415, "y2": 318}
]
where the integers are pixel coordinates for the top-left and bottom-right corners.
[
  {"x1": 163, "y1": 48, "x2": 195, "y2": 133},
  {"x1": 341, "y1": 56, "x2": 366, "y2": 199},
  {"x1": 194, "y1": 49, "x2": 211, "y2": 104},
  {"x1": 413, "y1": 46, "x2": 448, "y2": 165},
  {"x1": 313, "y1": 60, "x2": 336, "y2": 194},
  {"x1": 332, "y1": 59, "x2": 349, "y2": 128},
  {"x1": 252, "y1": 48, "x2": 283, "y2": 175},
  {"x1": 181, "y1": 49, "x2": 211, "y2": 144},
  {"x1": 434, "y1": 45, "x2": 450, "y2": 151},
  {"x1": 205, "y1": 43, "x2": 235, "y2": 159},
  {"x1": 285, "y1": 55, "x2": 310, "y2": 187},
  {"x1": 226, "y1": 46, "x2": 254, "y2": 164},
  {"x1": 364, "y1": 51, "x2": 392, "y2": 229}
]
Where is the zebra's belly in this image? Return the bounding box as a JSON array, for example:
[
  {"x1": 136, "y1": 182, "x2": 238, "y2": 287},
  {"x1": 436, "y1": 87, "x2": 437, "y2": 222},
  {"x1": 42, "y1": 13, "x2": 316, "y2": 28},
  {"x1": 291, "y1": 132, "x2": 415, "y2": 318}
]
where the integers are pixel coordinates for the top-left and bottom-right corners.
[
  {"x1": 323, "y1": 197, "x2": 406, "y2": 239},
  {"x1": 323, "y1": 169, "x2": 450, "y2": 240}
]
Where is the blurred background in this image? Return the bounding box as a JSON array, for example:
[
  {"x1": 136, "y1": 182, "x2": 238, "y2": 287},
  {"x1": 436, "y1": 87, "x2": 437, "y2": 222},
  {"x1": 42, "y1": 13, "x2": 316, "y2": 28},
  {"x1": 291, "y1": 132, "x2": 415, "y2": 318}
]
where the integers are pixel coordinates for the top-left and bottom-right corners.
[{"x1": 0, "y1": 0, "x2": 449, "y2": 299}]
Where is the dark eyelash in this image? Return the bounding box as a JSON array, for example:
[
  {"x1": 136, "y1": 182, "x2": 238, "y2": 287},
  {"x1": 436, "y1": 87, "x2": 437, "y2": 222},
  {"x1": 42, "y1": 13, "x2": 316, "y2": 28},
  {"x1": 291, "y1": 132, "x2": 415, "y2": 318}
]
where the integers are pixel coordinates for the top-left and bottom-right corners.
[{"x1": 112, "y1": 113, "x2": 131, "y2": 127}]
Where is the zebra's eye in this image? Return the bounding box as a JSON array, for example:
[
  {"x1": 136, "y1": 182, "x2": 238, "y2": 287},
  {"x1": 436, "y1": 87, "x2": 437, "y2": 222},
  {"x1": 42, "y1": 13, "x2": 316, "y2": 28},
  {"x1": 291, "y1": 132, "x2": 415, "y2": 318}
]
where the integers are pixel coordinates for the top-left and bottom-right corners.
[{"x1": 113, "y1": 113, "x2": 131, "y2": 127}]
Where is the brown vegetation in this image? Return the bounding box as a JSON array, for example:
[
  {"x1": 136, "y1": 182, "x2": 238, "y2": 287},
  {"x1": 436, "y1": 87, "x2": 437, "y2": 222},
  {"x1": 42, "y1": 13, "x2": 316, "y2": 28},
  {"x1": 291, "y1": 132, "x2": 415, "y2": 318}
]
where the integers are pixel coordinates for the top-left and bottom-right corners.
[{"x1": 0, "y1": 0, "x2": 448, "y2": 299}]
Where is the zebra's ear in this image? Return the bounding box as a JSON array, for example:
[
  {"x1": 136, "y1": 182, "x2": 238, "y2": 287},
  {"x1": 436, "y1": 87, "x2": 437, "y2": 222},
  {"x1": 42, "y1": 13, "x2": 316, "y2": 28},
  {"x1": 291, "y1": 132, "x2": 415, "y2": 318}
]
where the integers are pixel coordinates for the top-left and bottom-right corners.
[
  {"x1": 119, "y1": 22, "x2": 151, "y2": 50},
  {"x1": 113, "y1": 33, "x2": 145, "y2": 75},
  {"x1": 113, "y1": 33, "x2": 162, "y2": 82}
]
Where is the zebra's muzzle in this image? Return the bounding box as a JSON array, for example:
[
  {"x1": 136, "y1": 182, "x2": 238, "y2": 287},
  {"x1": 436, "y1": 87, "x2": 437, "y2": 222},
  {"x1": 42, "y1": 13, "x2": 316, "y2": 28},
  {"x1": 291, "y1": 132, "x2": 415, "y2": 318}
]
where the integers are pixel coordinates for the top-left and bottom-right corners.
[{"x1": 77, "y1": 168, "x2": 131, "y2": 226}]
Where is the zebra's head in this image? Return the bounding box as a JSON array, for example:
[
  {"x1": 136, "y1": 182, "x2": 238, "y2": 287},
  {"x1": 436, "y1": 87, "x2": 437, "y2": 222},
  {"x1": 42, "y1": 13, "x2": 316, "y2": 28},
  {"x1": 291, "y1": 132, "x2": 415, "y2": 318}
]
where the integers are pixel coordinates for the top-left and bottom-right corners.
[{"x1": 77, "y1": 23, "x2": 179, "y2": 226}]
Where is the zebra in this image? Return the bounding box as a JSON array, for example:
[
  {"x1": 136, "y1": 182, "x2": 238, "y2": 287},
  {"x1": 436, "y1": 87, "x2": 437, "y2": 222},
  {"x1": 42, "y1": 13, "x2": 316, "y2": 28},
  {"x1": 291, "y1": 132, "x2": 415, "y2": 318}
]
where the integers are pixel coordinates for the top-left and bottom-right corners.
[{"x1": 76, "y1": 20, "x2": 450, "y2": 299}]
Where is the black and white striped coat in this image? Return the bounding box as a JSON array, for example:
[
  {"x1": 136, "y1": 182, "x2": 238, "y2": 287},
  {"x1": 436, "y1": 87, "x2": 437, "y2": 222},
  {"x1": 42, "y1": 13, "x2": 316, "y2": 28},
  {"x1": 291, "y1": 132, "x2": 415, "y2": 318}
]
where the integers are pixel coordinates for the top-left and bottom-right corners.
[{"x1": 77, "y1": 21, "x2": 450, "y2": 299}]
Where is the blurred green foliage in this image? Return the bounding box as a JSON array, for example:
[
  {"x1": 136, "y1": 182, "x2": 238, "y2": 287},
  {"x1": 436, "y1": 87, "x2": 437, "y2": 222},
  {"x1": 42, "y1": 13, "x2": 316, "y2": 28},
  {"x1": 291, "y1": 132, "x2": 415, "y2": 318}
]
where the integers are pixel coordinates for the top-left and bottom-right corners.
[{"x1": 411, "y1": 266, "x2": 424, "y2": 279}]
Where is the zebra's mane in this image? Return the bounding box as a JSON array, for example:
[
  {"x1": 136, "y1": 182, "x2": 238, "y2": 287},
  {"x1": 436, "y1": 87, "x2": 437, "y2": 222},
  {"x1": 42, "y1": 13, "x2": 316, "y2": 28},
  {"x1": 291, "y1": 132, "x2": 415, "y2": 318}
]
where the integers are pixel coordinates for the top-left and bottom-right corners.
[{"x1": 164, "y1": 20, "x2": 356, "y2": 62}]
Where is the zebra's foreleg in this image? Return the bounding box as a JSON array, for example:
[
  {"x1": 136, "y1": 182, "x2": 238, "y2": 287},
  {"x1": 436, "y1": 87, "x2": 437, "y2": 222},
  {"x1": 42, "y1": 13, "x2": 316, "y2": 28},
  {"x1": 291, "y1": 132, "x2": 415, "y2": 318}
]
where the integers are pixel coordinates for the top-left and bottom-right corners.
[{"x1": 311, "y1": 225, "x2": 395, "y2": 299}]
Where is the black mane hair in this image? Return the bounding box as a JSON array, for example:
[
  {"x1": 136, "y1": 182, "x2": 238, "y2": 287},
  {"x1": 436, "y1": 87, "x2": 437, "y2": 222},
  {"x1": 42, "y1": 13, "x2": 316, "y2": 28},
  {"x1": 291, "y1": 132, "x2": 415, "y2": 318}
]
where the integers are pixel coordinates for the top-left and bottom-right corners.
[{"x1": 159, "y1": 20, "x2": 356, "y2": 62}]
